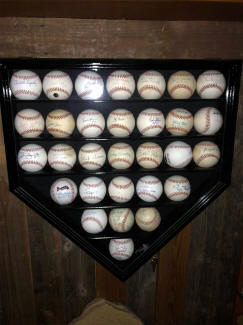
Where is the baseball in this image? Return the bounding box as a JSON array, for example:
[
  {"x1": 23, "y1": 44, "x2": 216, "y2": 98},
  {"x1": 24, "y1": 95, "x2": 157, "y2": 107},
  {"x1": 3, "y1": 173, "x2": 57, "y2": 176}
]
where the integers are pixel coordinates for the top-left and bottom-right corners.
[
  {"x1": 107, "y1": 109, "x2": 135, "y2": 137},
  {"x1": 109, "y1": 239, "x2": 134, "y2": 261},
  {"x1": 46, "y1": 109, "x2": 75, "y2": 138},
  {"x1": 18, "y1": 144, "x2": 47, "y2": 172},
  {"x1": 137, "y1": 108, "x2": 165, "y2": 137},
  {"x1": 77, "y1": 109, "x2": 105, "y2": 138},
  {"x1": 43, "y1": 70, "x2": 73, "y2": 100},
  {"x1": 197, "y1": 70, "x2": 226, "y2": 99},
  {"x1": 164, "y1": 141, "x2": 192, "y2": 168},
  {"x1": 137, "y1": 70, "x2": 166, "y2": 99},
  {"x1": 194, "y1": 107, "x2": 223, "y2": 135},
  {"x1": 81, "y1": 209, "x2": 107, "y2": 234},
  {"x1": 164, "y1": 175, "x2": 191, "y2": 201},
  {"x1": 75, "y1": 71, "x2": 104, "y2": 100},
  {"x1": 14, "y1": 109, "x2": 44, "y2": 138},
  {"x1": 108, "y1": 143, "x2": 134, "y2": 169},
  {"x1": 48, "y1": 144, "x2": 76, "y2": 171},
  {"x1": 108, "y1": 176, "x2": 134, "y2": 203},
  {"x1": 106, "y1": 70, "x2": 135, "y2": 100},
  {"x1": 79, "y1": 143, "x2": 106, "y2": 170},
  {"x1": 167, "y1": 71, "x2": 196, "y2": 99},
  {"x1": 10, "y1": 70, "x2": 42, "y2": 100},
  {"x1": 193, "y1": 141, "x2": 220, "y2": 168},
  {"x1": 109, "y1": 208, "x2": 134, "y2": 233},
  {"x1": 79, "y1": 177, "x2": 106, "y2": 204},
  {"x1": 50, "y1": 178, "x2": 77, "y2": 205},
  {"x1": 135, "y1": 207, "x2": 161, "y2": 232},
  {"x1": 165, "y1": 108, "x2": 193, "y2": 136},
  {"x1": 136, "y1": 142, "x2": 163, "y2": 169},
  {"x1": 136, "y1": 175, "x2": 163, "y2": 202}
]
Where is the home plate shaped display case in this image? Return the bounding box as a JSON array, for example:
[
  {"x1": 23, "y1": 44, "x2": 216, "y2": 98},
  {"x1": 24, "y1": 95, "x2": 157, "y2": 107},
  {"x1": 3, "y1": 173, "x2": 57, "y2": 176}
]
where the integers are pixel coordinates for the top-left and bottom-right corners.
[{"x1": 0, "y1": 59, "x2": 241, "y2": 281}]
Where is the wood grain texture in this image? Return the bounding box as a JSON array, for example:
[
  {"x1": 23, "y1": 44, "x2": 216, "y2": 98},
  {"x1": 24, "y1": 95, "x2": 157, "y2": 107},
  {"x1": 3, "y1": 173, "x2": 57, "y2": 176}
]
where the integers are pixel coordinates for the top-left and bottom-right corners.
[{"x1": 234, "y1": 245, "x2": 243, "y2": 324}]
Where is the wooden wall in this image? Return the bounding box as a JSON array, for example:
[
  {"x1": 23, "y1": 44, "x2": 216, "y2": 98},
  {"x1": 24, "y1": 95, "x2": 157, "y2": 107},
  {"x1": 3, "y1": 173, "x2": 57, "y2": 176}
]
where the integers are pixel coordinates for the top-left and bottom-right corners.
[{"x1": 0, "y1": 18, "x2": 242, "y2": 325}]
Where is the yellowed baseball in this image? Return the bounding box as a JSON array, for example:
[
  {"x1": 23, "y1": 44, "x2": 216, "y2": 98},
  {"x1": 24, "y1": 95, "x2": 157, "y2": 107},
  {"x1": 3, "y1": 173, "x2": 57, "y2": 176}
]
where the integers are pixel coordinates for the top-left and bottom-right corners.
[
  {"x1": 135, "y1": 207, "x2": 161, "y2": 232},
  {"x1": 79, "y1": 143, "x2": 106, "y2": 170},
  {"x1": 166, "y1": 108, "x2": 193, "y2": 136},
  {"x1": 108, "y1": 143, "x2": 134, "y2": 169},
  {"x1": 164, "y1": 175, "x2": 191, "y2": 201},
  {"x1": 136, "y1": 142, "x2": 163, "y2": 169},
  {"x1": 108, "y1": 176, "x2": 135, "y2": 203},
  {"x1": 106, "y1": 70, "x2": 135, "y2": 100},
  {"x1": 193, "y1": 141, "x2": 220, "y2": 168},
  {"x1": 48, "y1": 144, "x2": 76, "y2": 171},
  {"x1": 167, "y1": 71, "x2": 196, "y2": 99},
  {"x1": 137, "y1": 70, "x2": 166, "y2": 99},
  {"x1": 109, "y1": 208, "x2": 134, "y2": 232},
  {"x1": 137, "y1": 108, "x2": 165, "y2": 137},
  {"x1": 107, "y1": 109, "x2": 135, "y2": 137},
  {"x1": 46, "y1": 109, "x2": 75, "y2": 138}
]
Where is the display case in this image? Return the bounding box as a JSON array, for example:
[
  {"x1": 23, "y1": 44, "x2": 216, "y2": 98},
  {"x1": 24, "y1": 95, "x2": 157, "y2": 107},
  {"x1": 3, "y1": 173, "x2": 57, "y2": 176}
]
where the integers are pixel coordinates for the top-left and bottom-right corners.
[{"x1": 0, "y1": 59, "x2": 241, "y2": 280}]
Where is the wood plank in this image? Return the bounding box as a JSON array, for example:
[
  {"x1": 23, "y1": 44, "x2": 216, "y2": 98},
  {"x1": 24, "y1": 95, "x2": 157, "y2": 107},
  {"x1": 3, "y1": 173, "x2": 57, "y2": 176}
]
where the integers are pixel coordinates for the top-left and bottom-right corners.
[
  {"x1": 233, "y1": 243, "x2": 243, "y2": 325},
  {"x1": 95, "y1": 263, "x2": 126, "y2": 304},
  {"x1": 0, "y1": 0, "x2": 242, "y2": 21},
  {"x1": 155, "y1": 224, "x2": 191, "y2": 325}
]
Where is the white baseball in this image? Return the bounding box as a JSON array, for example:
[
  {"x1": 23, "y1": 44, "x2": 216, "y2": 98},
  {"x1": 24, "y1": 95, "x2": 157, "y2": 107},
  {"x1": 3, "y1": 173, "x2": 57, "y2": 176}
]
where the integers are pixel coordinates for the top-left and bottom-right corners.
[
  {"x1": 107, "y1": 109, "x2": 135, "y2": 137},
  {"x1": 43, "y1": 70, "x2": 73, "y2": 100},
  {"x1": 108, "y1": 143, "x2": 134, "y2": 169},
  {"x1": 46, "y1": 109, "x2": 75, "y2": 138},
  {"x1": 164, "y1": 141, "x2": 192, "y2": 168},
  {"x1": 137, "y1": 70, "x2": 166, "y2": 99},
  {"x1": 166, "y1": 108, "x2": 193, "y2": 136},
  {"x1": 109, "y1": 239, "x2": 134, "y2": 261},
  {"x1": 137, "y1": 108, "x2": 165, "y2": 137},
  {"x1": 135, "y1": 207, "x2": 161, "y2": 232},
  {"x1": 81, "y1": 209, "x2": 107, "y2": 234},
  {"x1": 77, "y1": 109, "x2": 105, "y2": 138},
  {"x1": 108, "y1": 176, "x2": 134, "y2": 203},
  {"x1": 79, "y1": 143, "x2": 106, "y2": 170},
  {"x1": 136, "y1": 142, "x2": 163, "y2": 169},
  {"x1": 194, "y1": 107, "x2": 223, "y2": 135},
  {"x1": 10, "y1": 70, "x2": 42, "y2": 100},
  {"x1": 75, "y1": 71, "x2": 104, "y2": 100},
  {"x1": 164, "y1": 175, "x2": 191, "y2": 201},
  {"x1": 193, "y1": 141, "x2": 220, "y2": 168},
  {"x1": 50, "y1": 178, "x2": 77, "y2": 205},
  {"x1": 106, "y1": 70, "x2": 135, "y2": 100},
  {"x1": 167, "y1": 71, "x2": 196, "y2": 99},
  {"x1": 109, "y1": 208, "x2": 134, "y2": 233},
  {"x1": 197, "y1": 70, "x2": 226, "y2": 99},
  {"x1": 14, "y1": 109, "x2": 44, "y2": 137},
  {"x1": 79, "y1": 177, "x2": 106, "y2": 204},
  {"x1": 136, "y1": 175, "x2": 163, "y2": 202},
  {"x1": 48, "y1": 144, "x2": 76, "y2": 171},
  {"x1": 18, "y1": 144, "x2": 47, "y2": 172}
]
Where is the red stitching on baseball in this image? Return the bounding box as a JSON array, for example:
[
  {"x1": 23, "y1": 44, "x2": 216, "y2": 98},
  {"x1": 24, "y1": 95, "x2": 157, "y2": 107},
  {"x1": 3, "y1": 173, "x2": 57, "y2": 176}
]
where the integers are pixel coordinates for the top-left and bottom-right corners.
[
  {"x1": 50, "y1": 161, "x2": 73, "y2": 168},
  {"x1": 139, "y1": 178, "x2": 160, "y2": 185},
  {"x1": 168, "y1": 192, "x2": 189, "y2": 198},
  {"x1": 199, "y1": 84, "x2": 224, "y2": 96},
  {"x1": 170, "y1": 110, "x2": 193, "y2": 119},
  {"x1": 47, "y1": 128, "x2": 71, "y2": 136},
  {"x1": 46, "y1": 73, "x2": 68, "y2": 79},
  {"x1": 167, "y1": 178, "x2": 188, "y2": 184},
  {"x1": 80, "y1": 73, "x2": 102, "y2": 81},
  {"x1": 112, "y1": 252, "x2": 130, "y2": 258},
  {"x1": 46, "y1": 87, "x2": 70, "y2": 97},
  {"x1": 80, "y1": 124, "x2": 103, "y2": 134},
  {"x1": 81, "y1": 161, "x2": 102, "y2": 168},
  {"x1": 13, "y1": 73, "x2": 38, "y2": 80},
  {"x1": 201, "y1": 107, "x2": 212, "y2": 134},
  {"x1": 110, "y1": 158, "x2": 131, "y2": 166},
  {"x1": 196, "y1": 154, "x2": 219, "y2": 165},
  {"x1": 167, "y1": 145, "x2": 190, "y2": 149},
  {"x1": 139, "y1": 144, "x2": 161, "y2": 150},
  {"x1": 109, "y1": 124, "x2": 131, "y2": 135},
  {"x1": 20, "y1": 161, "x2": 43, "y2": 168},
  {"x1": 48, "y1": 112, "x2": 72, "y2": 120},
  {"x1": 82, "y1": 196, "x2": 103, "y2": 202},
  {"x1": 78, "y1": 90, "x2": 92, "y2": 98},
  {"x1": 137, "y1": 191, "x2": 158, "y2": 200},
  {"x1": 111, "y1": 144, "x2": 131, "y2": 150},
  {"x1": 83, "y1": 180, "x2": 103, "y2": 187},
  {"x1": 110, "y1": 111, "x2": 132, "y2": 116},
  {"x1": 82, "y1": 217, "x2": 104, "y2": 230},
  {"x1": 109, "y1": 87, "x2": 133, "y2": 96},
  {"x1": 110, "y1": 195, "x2": 130, "y2": 201},
  {"x1": 141, "y1": 111, "x2": 163, "y2": 117},
  {"x1": 17, "y1": 112, "x2": 40, "y2": 120},
  {"x1": 110, "y1": 73, "x2": 131, "y2": 79},
  {"x1": 138, "y1": 157, "x2": 160, "y2": 166},
  {"x1": 141, "y1": 72, "x2": 162, "y2": 77},
  {"x1": 141, "y1": 125, "x2": 163, "y2": 134},
  {"x1": 80, "y1": 146, "x2": 102, "y2": 153},
  {"x1": 111, "y1": 180, "x2": 132, "y2": 189},
  {"x1": 170, "y1": 84, "x2": 194, "y2": 95},
  {"x1": 139, "y1": 85, "x2": 163, "y2": 96},
  {"x1": 80, "y1": 111, "x2": 101, "y2": 115},
  {"x1": 201, "y1": 72, "x2": 222, "y2": 77},
  {"x1": 122, "y1": 209, "x2": 130, "y2": 232},
  {"x1": 21, "y1": 147, "x2": 44, "y2": 152},
  {"x1": 50, "y1": 147, "x2": 73, "y2": 152},
  {"x1": 13, "y1": 90, "x2": 39, "y2": 97},
  {"x1": 167, "y1": 126, "x2": 189, "y2": 134},
  {"x1": 113, "y1": 239, "x2": 131, "y2": 244},
  {"x1": 20, "y1": 129, "x2": 43, "y2": 136}
]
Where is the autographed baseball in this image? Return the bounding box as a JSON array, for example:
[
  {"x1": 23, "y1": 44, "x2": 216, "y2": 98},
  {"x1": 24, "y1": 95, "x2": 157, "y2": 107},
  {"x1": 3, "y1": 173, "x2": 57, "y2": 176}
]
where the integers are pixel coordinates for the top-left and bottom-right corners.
[
  {"x1": 136, "y1": 142, "x2": 163, "y2": 169},
  {"x1": 109, "y1": 239, "x2": 134, "y2": 261},
  {"x1": 197, "y1": 70, "x2": 226, "y2": 99},
  {"x1": 75, "y1": 71, "x2": 104, "y2": 100},
  {"x1": 137, "y1": 70, "x2": 166, "y2": 99},
  {"x1": 166, "y1": 108, "x2": 193, "y2": 136},
  {"x1": 194, "y1": 107, "x2": 223, "y2": 135},
  {"x1": 43, "y1": 70, "x2": 73, "y2": 100},
  {"x1": 10, "y1": 70, "x2": 42, "y2": 100},
  {"x1": 164, "y1": 175, "x2": 191, "y2": 201},
  {"x1": 50, "y1": 178, "x2": 77, "y2": 205},
  {"x1": 167, "y1": 71, "x2": 196, "y2": 99},
  {"x1": 135, "y1": 207, "x2": 161, "y2": 232},
  {"x1": 18, "y1": 144, "x2": 47, "y2": 172},
  {"x1": 77, "y1": 109, "x2": 105, "y2": 138},
  {"x1": 193, "y1": 141, "x2": 220, "y2": 168},
  {"x1": 79, "y1": 177, "x2": 106, "y2": 204},
  {"x1": 165, "y1": 141, "x2": 192, "y2": 168},
  {"x1": 136, "y1": 175, "x2": 163, "y2": 202},
  {"x1": 108, "y1": 143, "x2": 134, "y2": 169},
  {"x1": 107, "y1": 109, "x2": 135, "y2": 137},
  {"x1": 46, "y1": 109, "x2": 75, "y2": 138},
  {"x1": 81, "y1": 209, "x2": 107, "y2": 234},
  {"x1": 14, "y1": 109, "x2": 44, "y2": 137},
  {"x1": 109, "y1": 208, "x2": 134, "y2": 232},
  {"x1": 108, "y1": 176, "x2": 135, "y2": 203},
  {"x1": 48, "y1": 144, "x2": 76, "y2": 171},
  {"x1": 106, "y1": 70, "x2": 135, "y2": 100},
  {"x1": 137, "y1": 108, "x2": 165, "y2": 137},
  {"x1": 79, "y1": 143, "x2": 106, "y2": 170}
]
